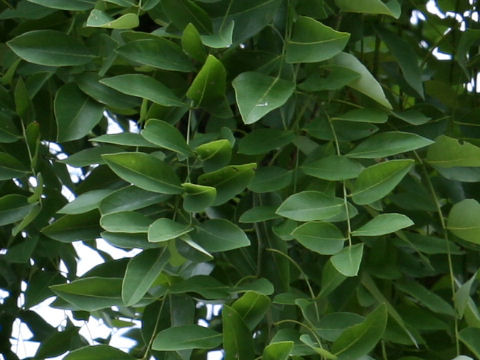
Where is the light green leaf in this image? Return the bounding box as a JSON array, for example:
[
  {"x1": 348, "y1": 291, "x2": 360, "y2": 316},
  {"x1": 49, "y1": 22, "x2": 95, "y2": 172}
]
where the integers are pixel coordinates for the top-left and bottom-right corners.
[
  {"x1": 396, "y1": 281, "x2": 455, "y2": 316},
  {"x1": 426, "y1": 135, "x2": 480, "y2": 168},
  {"x1": 447, "y1": 199, "x2": 480, "y2": 244},
  {"x1": 90, "y1": 133, "x2": 156, "y2": 148},
  {"x1": 459, "y1": 328, "x2": 480, "y2": 358},
  {"x1": 239, "y1": 206, "x2": 280, "y2": 223},
  {"x1": 238, "y1": 128, "x2": 295, "y2": 155},
  {"x1": 454, "y1": 271, "x2": 478, "y2": 318},
  {"x1": 64, "y1": 345, "x2": 134, "y2": 360},
  {"x1": 141, "y1": 119, "x2": 192, "y2": 156},
  {"x1": 352, "y1": 213, "x2": 414, "y2": 237},
  {"x1": 100, "y1": 186, "x2": 169, "y2": 214},
  {"x1": 263, "y1": 341, "x2": 294, "y2": 360},
  {"x1": 335, "y1": 0, "x2": 401, "y2": 18},
  {"x1": 248, "y1": 167, "x2": 293, "y2": 193},
  {"x1": 42, "y1": 211, "x2": 100, "y2": 243},
  {"x1": 100, "y1": 211, "x2": 152, "y2": 233},
  {"x1": 392, "y1": 110, "x2": 431, "y2": 125},
  {"x1": 292, "y1": 222, "x2": 346, "y2": 255},
  {"x1": 7, "y1": 30, "x2": 95, "y2": 66},
  {"x1": 286, "y1": 16, "x2": 349, "y2": 63},
  {"x1": 0, "y1": 195, "x2": 35, "y2": 226},
  {"x1": 276, "y1": 191, "x2": 344, "y2": 221},
  {"x1": 302, "y1": 155, "x2": 364, "y2": 181},
  {"x1": 181, "y1": 183, "x2": 217, "y2": 212},
  {"x1": 100, "y1": 74, "x2": 184, "y2": 107},
  {"x1": 50, "y1": 277, "x2": 123, "y2": 311},
  {"x1": 233, "y1": 291, "x2": 271, "y2": 330},
  {"x1": 347, "y1": 131, "x2": 433, "y2": 159},
  {"x1": 198, "y1": 163, "x2": 256, "y2": 205},
  {"x1": 201, "y1": 20, "x2": 234, "y2": 48},
  {"x1": 352, "y1": 159, "x2": 414, "y2": 205},
  {"x1": 187, "y1": 55, "x2": 226, "y2": 106},
  {"x1": 195, "y1": 139, "x2": 232, "y2": 171},
  {"x1": 148, "y1": 218, "x2": 193, "y2": 243},
  {"x1": 117, "y1": 38, "x2": 194, "y2": 72},
  {"x1": 152, "y1": 325, "x2": 222, "y2": 351},
  {"x1": 379, "y1": 29, "x2": 424, "y2": 97},
  {"x1": 54, "y1": 83, "x2": 104, "y2": 142},
  {"x1": 330, "y1": 244, "x2": 364, "y2": 277},
  {"x1": 86, "y1": 9, "x2": 139, "y2": 29},
  {"x1": 233, "y1": 72, "x2": 295, "y2": 125},
  {"x1": 332, "y1": 304, "x2": 388, "y2": 359},
  {"x1": 182, "y1": 23, "x2": 208, "y2": 62},
  {"x1": 191, "y1": 219, "x2": 250, "y2": 252},
  {"x1": 102, "y1": 152, "x2": 182, "y2": 194},
  {"x1": 333, "y1": 52, "x2": 392, "y2": 109},
  {"x1": 333, "y1": 108, "x2": 388, "y2": 123},
  {"x1": 122, "y1": 248, "x2": 169, "y2": 306},
  {"x1": 58, "y1": 189, "x2": 114, "y2": 215},
  {"x1": 223, "y1": 305, "x2": 254, "y2": 360}
]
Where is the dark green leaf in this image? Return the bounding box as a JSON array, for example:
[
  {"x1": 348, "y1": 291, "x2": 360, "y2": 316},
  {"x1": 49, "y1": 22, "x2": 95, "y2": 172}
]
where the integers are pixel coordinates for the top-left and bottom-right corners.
[
  {"x1": 291, "y1": 221, "x2": 346, "y2": 255},
  {"x1": 302, "y1": 155, "x2": 363, "y2": 181},
  {"x1": 64, "y1": 345, "x2": 134, "y2": 360},
  {"x1": 238, "y1": 128, "x2": 295, "y2": 155},
  {"x1": 152, "y1": 325, "x2": 222, "y2": 351},
  {"x1": 141, "y1": 119, "x2": 192, "y2": 156},
  {"x1": 223, "y1": 305, "x2": 254, "y2": 360},
  {"x1": 191, "y1": 219, "x2": 250, "y2": 252},
  {"x1": 100, "y1": 211, "x2": 153, "y2": 233},
  {"x1": 181, "y1": 183, "x2": 217, "y2": 212}
]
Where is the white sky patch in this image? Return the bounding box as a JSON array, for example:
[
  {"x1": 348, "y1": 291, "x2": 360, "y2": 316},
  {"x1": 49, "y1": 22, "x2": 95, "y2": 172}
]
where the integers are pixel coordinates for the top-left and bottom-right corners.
[
  {"x1": 96, "y1": 238, "x2": 141, "y2": 259},
  {"x1": 73, "y1": 241, "x2": 105, "y2": 277}
]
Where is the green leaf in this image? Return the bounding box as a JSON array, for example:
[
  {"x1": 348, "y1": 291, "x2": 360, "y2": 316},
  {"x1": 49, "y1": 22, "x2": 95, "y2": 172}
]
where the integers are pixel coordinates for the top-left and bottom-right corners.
[
  {"x1": 299, "y1": 65, "x2": 360, "y2": 92},
  {"x1": 7, "y1": 30, "x2": 95, "y2": 66},
  {"x1": 239, "y1": 206, "x2": 280, "y2": 223},
  {"x1": 169, "y1": 275, "x2": 230, "y2": 299},
  {"x1": 291, "y1": 222, "x2": 346, "y2": 255},
  {"x1": 302, "y1": 155, "x2": 364, "y2": 181},
  {"x1": 122, "y1": 248, "x2": 169, "y2": 306},
  {"x1": 50, "y1": 277, "x2": 123, "y2": 311},
  {"x1": 447, "y1": 199, "x2": 480, "y2": 244},
  {"x1": 42, "y1": 210, "x2": 100, "y2": 243},
  {"x1": 90, "y1": 133, "x2": 156, "y2": 148},
  {"x1": 459, "y1": 328, "x2": 480, "y2": 358},
  {"x1": 101, "y1": 232, "x2": 160, "y2": 250},
  {"x1": 352, "y1": 159, "x2": 414, "y2": 205},
  {"x1": 58, "y1": 189, "x2": 114, "y2": 215},
  {"x1": 332, "y1": 304, "x2": 388, "y2": 359},
  {"x1": 152, "y1": 325, "x2": 222, "y2": 351},
  {"x1": 27, "y1": 0, "x2": 96, "y2": 11},
  {"x1": 319, "y1": 260, "x2": 347, "y2": 298},
  {"x1": 54, "y1": 83, "x2": 104, "y2": 142},
  {"x1": 100, "y1": 74, "x2": 184, "y2": 107},
  {"x1": 195, "y1": 139, "x2": 232, "y2": 171},
  {"x1": 330, "y1": 244, "x2": 364, "y2": 277},
  {"x1": 191, "y1": 219, "x2": 250, "y2": 252},
  {"x1": 335, "y1": 0, "x2": 401, "y2": 18},
  {"x1": 262, "y1": 341, "x2": 294, "y2": 360},
  {"x1": 102, "y1": 152, "x2": 182, "y2": 194},
  {"x1": 426, "y1": 135, "x2": 480, "y2": 168},
  {"x1": 201, "y1": 20, "x2": 234, "y2": 48},
  {"x1": 182, "y1": 23, "x2": 208, "y2": 62},
  {"x1": 232, "y1": 291, "x2": 271, "y2": 330},
  {"x1": 316, "y1": 312, "x2": 365, "y2": 342},
  {"x1": 395, "y1": 281, "x2": 455, "y2": 316},
  {"x1": 233, "y1": 72, "x2": 295, "y2": 125},
  {"x1": 238, "y1": 128, "x2": 296, "y2": 155},
  {"x1": 197, "y1": 163, "x2": 256, "y2": 206},
  {"x1": 117, "y1": 38, "x2": 194, "y2": 72},
  {"x1": 352, "y1": 213, "x2": 414, "y2": 237},
  {"x1": 181, "y1": 183, "x2": 217, "y2": 212},
  {"x1": 100, "y1": 186, "x2": 168, "y2": 214},
  {"x1": 333, "y1": 108, "x2": 388, "y2": 123},
  {"x1": 223, "y1": 305, "x2": 254, "y2": 360},
  {"x1": 100, "y1": 211, "x2": 153, "y2": 233},
  {"x1": 454, "y1": 271, "x2": 478, "y2": 318},
  {"x1": 0, "y1": 195, "x2": 35, "y2": 226},
  {"x1": 86, "y1": 9, "x2": 139, "y2": 29},
  {"x1": 0, "y1": 153, "x2": 29, "y2": 180},
  {"x1": 161, "y1": 0, "x2": 212, "y2": 33},
  {"x1": 59, "y1": 146, "x2": 121, "y2": 167},
  {"x1": 64, "y1": 345, "x2": 134, "y2": 360},
  {"x1": 141, "y1": 119, "x2": 192, "y2": 156},
  {"x1": 347, "y1": 132, "x2": 433, "y2": 159},
  {"x1": 333, "y1": 52, "x2": 392, "y2": 109},
  {"x1": 276, "y1": 191, "x2": 344, "y2": 221},
  {"x1": 148, "y1": 218, "x2": 193, "y2": 243},
  {"x1": 379, "y1": 29, "x2": 424, "y2": 98},
  {"x1": 286, "y1": 16, "x2": 349, "y2": 63},
  {"x1": 187, "y1": 55, "x2": 226, "y2": 106},
  {"x1": 392, "y1": 110, "x2": 431, "y2": 125},
  {"x1": 248, "y1": 167, "x2": 293, "y2": 193}
]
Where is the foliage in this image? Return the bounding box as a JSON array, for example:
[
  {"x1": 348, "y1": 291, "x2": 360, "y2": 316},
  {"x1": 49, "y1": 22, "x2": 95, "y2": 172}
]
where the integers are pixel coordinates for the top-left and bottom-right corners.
[{"x1": 1, "y1": 0, "x2": 480, "y2": 359}]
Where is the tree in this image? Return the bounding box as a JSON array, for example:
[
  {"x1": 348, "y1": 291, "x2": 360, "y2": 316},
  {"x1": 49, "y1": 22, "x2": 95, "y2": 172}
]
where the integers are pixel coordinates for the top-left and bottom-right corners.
[{"x1": 1, "y1": 0, "x2": 480, "y2": 359}]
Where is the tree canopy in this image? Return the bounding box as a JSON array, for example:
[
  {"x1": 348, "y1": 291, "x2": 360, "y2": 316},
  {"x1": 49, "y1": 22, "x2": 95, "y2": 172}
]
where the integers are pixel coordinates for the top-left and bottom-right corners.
[{"x1": 1, "y1": 0, "x2": 480, "y2": 359}]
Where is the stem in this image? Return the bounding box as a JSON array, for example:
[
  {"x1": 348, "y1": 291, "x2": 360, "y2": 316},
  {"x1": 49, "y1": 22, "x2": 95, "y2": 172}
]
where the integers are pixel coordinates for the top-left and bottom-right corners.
[
  {"x1": 142, "y1": 294, "x2": 167, "y2": 360},
  {"x1": 273, "y1": 319, "x2": 324, "y2": 348}
]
